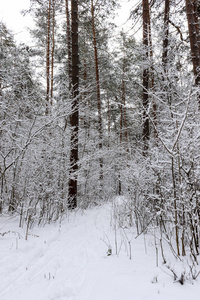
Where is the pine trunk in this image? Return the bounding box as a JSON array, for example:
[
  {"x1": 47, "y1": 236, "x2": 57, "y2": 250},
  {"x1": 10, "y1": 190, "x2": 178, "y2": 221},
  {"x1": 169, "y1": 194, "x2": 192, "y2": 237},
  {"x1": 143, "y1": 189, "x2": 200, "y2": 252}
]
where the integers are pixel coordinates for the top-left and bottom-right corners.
[
  {"x1": 142, "y1": 0, "x2": 150, "y2": 154},
  {"x1": 46, "y1": 0, "x2": 51, "y2": 115},
  {"x1": 91, "y1": 0, "x2": 103, "y2": 184},
  {"x1": 50, "y1": 0, "x2": 55, "y2": 104},
  {"x1": 65, "y1": 0, "x2": 72, "y2": 89},
  {"x1": 162, "y1": 0, "x2": 170, "y2": 71},
  {"x1": 68, "y1": 0, "x2": 79, "y2": 209},
  {"x1": 185, "y1": 0, "x2": 200, "y2": 87}
]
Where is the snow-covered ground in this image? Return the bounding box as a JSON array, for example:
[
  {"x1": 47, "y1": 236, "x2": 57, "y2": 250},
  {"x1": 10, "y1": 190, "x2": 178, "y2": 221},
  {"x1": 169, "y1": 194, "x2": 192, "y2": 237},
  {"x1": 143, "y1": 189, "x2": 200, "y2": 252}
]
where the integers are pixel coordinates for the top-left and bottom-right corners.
[{"x1": 0, "y1": 200, "x2": 200, "y2": 300}]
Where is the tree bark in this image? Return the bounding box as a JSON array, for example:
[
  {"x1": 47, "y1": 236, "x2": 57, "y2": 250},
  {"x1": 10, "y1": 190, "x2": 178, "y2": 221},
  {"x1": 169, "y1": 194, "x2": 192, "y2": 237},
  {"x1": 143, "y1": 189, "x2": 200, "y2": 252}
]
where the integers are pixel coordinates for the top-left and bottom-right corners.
[
  {"x1": 146, "y1": 1, "x2": 157, "y2": 141},
  {"x1": 65, "y1": 0, "x2": 72, "y2": 90},
  {"x1": 142, "y1": 0, "x2": 150, "y2": 154},
  {"x1": 171, "y1": 156, "x2": 180, "y2": 256},
  {"x1": 68, "y1": 0, "x2": 79, "y2": 209},
  {"x1": 161, "y1": 0, "x2": 173, "y2": 108},
  {"x1": 91, "y1": 0, "x2": 103, "y2": 184},
  {"x1": 122, "y1": 55, "x2": 128, "y2": 151},
  {"x1": 185, "y1": 0, "x2": 200, "y2": 87},
  {"x1": 107, "y1": 95, "x2": 110, "y2": 147},
  {"x1": 162, "y1": 0, "x2": 170, "y2": 72},
  {"x1": 50, "y1": 0, "x2": 55, "y2": 104},
  {"x1": 46, "y1": 0, "x2": 51, "y2": 115}
]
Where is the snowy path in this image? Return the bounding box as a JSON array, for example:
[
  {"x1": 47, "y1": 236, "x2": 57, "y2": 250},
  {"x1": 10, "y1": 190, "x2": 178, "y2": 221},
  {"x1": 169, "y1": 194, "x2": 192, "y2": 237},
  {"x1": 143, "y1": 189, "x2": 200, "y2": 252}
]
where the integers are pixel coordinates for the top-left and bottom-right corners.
[{"x1": 0, "y1": 203, "x2": 199, "y2": 300}]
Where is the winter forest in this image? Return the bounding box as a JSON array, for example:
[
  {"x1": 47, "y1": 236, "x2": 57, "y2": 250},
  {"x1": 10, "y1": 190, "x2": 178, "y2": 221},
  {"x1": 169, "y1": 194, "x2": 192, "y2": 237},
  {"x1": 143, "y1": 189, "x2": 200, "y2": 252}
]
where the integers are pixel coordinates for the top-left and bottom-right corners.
[{"x1": 1, "y1": 0, "x2": 200, "y2": 299}]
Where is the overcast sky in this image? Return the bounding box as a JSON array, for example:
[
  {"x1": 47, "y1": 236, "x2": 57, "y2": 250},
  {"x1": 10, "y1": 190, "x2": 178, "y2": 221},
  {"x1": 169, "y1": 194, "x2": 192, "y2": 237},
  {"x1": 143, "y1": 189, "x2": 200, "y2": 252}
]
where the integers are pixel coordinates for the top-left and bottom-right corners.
[
  {"x1": 0, "y1": 0, "x2": 34, "y2": 44},
  {"x1": 0, "y1": 0, "x2": 137, "y2": 45}
]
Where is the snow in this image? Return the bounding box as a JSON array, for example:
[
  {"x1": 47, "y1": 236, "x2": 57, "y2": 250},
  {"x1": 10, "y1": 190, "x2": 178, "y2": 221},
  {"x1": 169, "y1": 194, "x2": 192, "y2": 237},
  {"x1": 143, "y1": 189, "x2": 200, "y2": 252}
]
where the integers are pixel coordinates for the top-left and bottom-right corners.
[{"x1": 0, "y1": 201, "x2": 200, "y2": 300}]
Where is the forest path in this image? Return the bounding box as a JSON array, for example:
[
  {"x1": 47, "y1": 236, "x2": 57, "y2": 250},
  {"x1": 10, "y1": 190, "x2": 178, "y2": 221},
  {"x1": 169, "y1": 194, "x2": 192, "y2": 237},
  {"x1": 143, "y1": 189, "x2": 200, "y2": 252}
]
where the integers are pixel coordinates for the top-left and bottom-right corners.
[{"x1": 0, "y1": 202, "x2": 198, "y2": 300}]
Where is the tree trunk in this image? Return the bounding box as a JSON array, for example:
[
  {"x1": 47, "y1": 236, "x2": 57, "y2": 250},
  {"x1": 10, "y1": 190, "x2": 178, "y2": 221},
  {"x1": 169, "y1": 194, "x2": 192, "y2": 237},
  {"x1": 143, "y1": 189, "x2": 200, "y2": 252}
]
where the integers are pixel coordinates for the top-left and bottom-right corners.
[
  {"x1": 185, "y1": 0, "x2": 200, "y2": 88},
  {"x1": 146, "y1": 1, "x2": 157, "y2": 141},
  {"x1": 171, "y1": 156, "x2": 180, "y2": 256},
  {"x1": 162, "y1": 0, "x2": 170, "y2": 72},
  {"x1": 161, "y1": 0, "x2": 173, "y2": 111},
  {"x1": 50, "y1": 0, "x2": 55, "y2": 104},
  {"x1": 46, "y1": 0, "x2": 51, "y2": 115},
  {"x1": 91, "y1": 0, "x2": 103, "y2": 185},
  {"x1": 107, "y1": 95, "x2": 111, "y2": 147},
  {"x1": 65, "y1": 0, "x2": 72, "y2": 90},
  {"x1": 142, "y1": 0, "x2": 150, "y2": 154},
  {"x1": 68, "y1": 0, "x2": 79, "y2": 209},
  {"x1": 122, "y1": 55, "x2": 128, "y2": 151}
]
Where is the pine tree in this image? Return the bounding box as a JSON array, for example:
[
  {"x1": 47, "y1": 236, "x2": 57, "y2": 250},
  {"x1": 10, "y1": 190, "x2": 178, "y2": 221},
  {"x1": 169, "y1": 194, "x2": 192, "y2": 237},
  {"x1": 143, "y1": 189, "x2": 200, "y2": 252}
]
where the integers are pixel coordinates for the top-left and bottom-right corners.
[
  {"x1": 185, "y1": 0, "x2": 200, "y2": 90},
  {"x1": 68, "y1": 0, "x2": 79, "y2": 209},
  {"x1": 142, "y1": 0, "x2": 150, "y2": 154}
]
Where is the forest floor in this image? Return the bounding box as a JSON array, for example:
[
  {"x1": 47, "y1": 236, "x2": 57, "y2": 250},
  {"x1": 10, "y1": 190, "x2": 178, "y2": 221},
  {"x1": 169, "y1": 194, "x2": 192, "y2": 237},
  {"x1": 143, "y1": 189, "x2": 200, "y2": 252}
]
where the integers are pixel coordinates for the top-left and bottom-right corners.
[{"x1": 0, "y1": 198, "x2": 200, "y2": 300}]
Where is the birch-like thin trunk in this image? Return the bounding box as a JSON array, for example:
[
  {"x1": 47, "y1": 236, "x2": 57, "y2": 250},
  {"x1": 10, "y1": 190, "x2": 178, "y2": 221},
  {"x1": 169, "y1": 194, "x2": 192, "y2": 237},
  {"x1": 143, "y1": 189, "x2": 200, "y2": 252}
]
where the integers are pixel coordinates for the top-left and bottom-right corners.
[
  {"x1": 107, "y1": 95, "x2": 111, "y2": 147},
  {"x1": 171, "y1": 156, "x2": 180, "y2": 256},
  {"x1": 122, "y1": 55, "x2": 128, "y2": 151}
]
